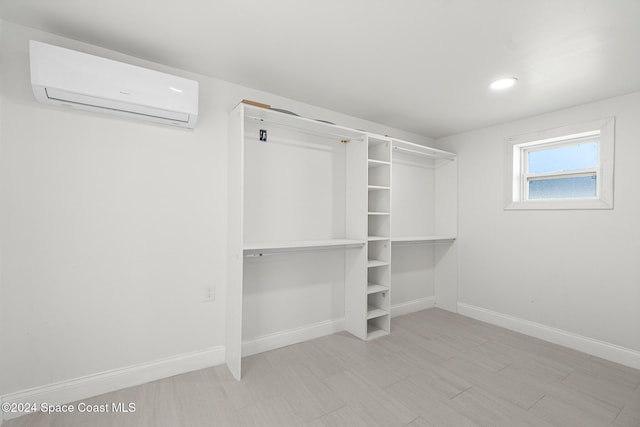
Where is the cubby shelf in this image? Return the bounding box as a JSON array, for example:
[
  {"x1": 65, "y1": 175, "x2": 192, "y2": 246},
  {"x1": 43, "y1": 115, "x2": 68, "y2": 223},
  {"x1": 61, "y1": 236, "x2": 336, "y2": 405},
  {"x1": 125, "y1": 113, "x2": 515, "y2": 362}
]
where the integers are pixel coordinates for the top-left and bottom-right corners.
[
  {"x1": 367, "y1": 306, "x2": 388, "y2": 319},
  {"x1": 368, "y1": 185, "x2": 390, "y2": 191},
  {"x1": 368, "y1": 212, "x2": 390, "y2": 216},
  {"x1": 368, "y1": 236, "x2": 388, "y2": 241},
  {"x1": 367, "y1": 283, "x2": 389, "y2": 294},
  {"x1": 367, "y1": 259, "x2": 389, "y2": 268}
]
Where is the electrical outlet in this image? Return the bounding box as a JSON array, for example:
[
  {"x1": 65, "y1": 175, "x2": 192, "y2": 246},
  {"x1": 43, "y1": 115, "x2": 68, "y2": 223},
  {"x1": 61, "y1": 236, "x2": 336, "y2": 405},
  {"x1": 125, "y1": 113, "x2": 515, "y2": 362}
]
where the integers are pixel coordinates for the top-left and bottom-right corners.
[{"x1": 204, "y1": 285, "x2": 215, "y2": 302}]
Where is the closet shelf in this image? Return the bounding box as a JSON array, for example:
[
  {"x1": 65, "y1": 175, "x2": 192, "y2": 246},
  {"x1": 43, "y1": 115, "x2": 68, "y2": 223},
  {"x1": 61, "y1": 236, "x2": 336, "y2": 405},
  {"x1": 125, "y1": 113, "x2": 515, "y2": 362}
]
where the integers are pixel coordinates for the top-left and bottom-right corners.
[
  {"x1": 368, "y1": 236, "x2": 389, "y2": 241},
  {"x1": 367, "y1": 306, "x2": 388, "y2": 319},
  {"x1": 244, "y1": 104, "x2": 366, "y2": 141},
  {"x1": 244, "y1": 239, "x2": 365, "y2": 252},
  {"x1": 368, "y1": 211, "x2": 390, "y2": 216},
  {"x1": 392, "y1": 138, "x2": 456, "y2": 161},
  {"x1": 368, "y1": 185, "x2": 390, "y2": 191},
  {"x1": 367, "y1": 283, "x2": 389, "y2": 294},
  {"x1": 367, "y1": 259, "x2": 389, "y2": 268},
  {"x1": 391, "y1": 236, "x2": 456, "y2": 243}
]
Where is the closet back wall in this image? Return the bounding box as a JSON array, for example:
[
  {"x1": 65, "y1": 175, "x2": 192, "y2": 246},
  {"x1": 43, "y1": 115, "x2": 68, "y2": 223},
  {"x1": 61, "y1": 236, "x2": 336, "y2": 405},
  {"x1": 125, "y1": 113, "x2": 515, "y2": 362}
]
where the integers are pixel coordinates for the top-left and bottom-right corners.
[
  {"x1": 391, "y1": 152, "x2": 437, "y2": 308},
  {"x1": 0, "y1": 20, "x2": 431, "y2": 397},
  {"x1": 242, "y1": 122, "x2": 348, "y2": 340}
]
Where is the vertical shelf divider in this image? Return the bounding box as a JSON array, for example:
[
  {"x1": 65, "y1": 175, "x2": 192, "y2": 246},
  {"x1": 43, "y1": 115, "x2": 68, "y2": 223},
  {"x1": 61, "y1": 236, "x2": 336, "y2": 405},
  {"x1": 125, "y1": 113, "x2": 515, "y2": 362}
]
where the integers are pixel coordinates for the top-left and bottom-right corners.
[
  {"x1": 345, "y1": 137, "x2": 368, "y2": 340},
  {"x1": 226, "y1": 104, "x2": 245, "y2": 380}
]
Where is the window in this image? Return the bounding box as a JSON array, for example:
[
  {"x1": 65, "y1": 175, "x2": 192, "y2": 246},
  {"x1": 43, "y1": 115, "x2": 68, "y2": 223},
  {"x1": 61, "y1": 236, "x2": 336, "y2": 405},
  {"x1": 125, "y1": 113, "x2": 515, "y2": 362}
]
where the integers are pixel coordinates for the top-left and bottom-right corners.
[{"x1": 505, "y1": 117, "x2": 614, "y2": 210}]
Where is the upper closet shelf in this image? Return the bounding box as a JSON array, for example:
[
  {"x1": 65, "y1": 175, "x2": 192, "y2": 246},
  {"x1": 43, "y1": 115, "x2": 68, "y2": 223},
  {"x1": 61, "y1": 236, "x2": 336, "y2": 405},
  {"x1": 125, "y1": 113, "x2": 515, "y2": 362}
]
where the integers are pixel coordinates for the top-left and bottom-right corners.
[
  {"x1": 244, "y1": 239, "x2": 365, "y2": 257},
  {"x1": 242, "y1": 104, "x2": 366, "y2": 142},
  {"x1": 392, "y1": 139, "x2": 456, "y2": 162},
  {"x1": 391, "y1": 236, "x2": 456, "y2": 244},
  {"x1": 241, "y1": 103, "x2": 458, "y2": 165}
]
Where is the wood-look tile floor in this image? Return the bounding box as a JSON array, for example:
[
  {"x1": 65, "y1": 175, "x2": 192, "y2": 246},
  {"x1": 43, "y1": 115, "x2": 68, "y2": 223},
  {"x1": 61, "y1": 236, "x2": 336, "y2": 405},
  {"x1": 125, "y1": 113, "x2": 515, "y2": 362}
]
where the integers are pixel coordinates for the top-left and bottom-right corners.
[{"x1": 6, "y1": 309, "x2": 640, "y2": 426}]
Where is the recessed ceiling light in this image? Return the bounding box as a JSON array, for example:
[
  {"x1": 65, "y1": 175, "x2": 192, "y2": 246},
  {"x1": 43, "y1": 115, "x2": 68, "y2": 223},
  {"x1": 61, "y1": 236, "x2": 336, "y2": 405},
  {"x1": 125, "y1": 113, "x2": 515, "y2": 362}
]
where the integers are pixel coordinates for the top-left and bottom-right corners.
[{"x1": 490, "y1": 77, "x2": 518, "y2": 90}]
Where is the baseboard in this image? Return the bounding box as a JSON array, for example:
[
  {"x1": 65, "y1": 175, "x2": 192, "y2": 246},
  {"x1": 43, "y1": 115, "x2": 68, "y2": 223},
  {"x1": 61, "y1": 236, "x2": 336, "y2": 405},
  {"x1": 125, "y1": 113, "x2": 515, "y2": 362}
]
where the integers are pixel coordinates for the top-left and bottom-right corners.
[
  {"x1": 0, "y1": 346, "x2": 225, "y2": 422},
  {"x1": 391, "y1": 296, "x2": 436, "y2": 318},
  {"x1": 242, "y1": 318, "x2": 345, "y2": 357},
  {"x1": 242, "y1": 298, "x2": 437, "y2": 356},
  {"x1": 458, "y1": 303, "x2": 640, "y2": 370}
]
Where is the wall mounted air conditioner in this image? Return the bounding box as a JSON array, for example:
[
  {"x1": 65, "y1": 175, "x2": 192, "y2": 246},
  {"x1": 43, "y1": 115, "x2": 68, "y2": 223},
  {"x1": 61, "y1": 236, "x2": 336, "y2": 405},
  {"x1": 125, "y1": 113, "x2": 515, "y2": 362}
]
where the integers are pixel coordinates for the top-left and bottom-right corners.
[{"x1": 29, "y1": 40, "x2": 198, "y2": 128}]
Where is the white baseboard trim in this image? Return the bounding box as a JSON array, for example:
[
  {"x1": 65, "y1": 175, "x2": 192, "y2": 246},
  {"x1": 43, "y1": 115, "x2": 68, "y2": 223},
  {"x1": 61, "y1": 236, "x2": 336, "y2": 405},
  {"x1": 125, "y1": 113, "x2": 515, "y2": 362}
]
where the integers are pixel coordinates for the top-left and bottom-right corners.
[
  {"x1": 391, "y1": 296, "x2": 436, "y2": 318},
  {"x1": 242, "y1": 318, "x2": 345, "y2": 357},
  {"x1": 0, "y1": 346, "x2": 225, "y2": 422},
  {"x1": 458, "y1": 303, "x2": 640, "y2": 370},
  {"x1": 242, "y1": 297, "x2": 438, "y2": 357}
]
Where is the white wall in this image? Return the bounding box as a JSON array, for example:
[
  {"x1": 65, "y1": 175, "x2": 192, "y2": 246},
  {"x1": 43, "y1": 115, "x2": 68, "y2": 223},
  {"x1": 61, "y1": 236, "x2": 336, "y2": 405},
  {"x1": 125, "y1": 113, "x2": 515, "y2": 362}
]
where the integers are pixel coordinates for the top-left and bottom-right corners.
[
  {"x1": 0, "y1": 20, "x2": 432, "y2": 397},
  {"x1": 437, "y1": 92, "x2": 640, "y2": 361}
]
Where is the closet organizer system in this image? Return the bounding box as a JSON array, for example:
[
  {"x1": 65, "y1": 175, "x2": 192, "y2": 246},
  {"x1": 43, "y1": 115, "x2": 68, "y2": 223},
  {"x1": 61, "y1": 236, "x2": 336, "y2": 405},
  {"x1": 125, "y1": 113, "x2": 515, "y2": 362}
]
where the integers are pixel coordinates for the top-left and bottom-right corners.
[{"x1": 227, "y1": 102, "x2": 457, "y2": 380}]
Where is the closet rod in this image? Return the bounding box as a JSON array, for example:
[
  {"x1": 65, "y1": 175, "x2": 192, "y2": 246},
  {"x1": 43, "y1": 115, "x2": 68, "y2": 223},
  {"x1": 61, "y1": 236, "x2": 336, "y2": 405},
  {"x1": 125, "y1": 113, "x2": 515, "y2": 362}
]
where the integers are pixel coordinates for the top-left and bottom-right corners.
[
  {"x1": 393, "y1": 145, "x2": 455, "y2": 160},
  {"x1": 244, "y1": 243, "x2": 365, "y2": 258},
  {"x1": 246, "y1": 115, "x2": 365, "y2": 142}
]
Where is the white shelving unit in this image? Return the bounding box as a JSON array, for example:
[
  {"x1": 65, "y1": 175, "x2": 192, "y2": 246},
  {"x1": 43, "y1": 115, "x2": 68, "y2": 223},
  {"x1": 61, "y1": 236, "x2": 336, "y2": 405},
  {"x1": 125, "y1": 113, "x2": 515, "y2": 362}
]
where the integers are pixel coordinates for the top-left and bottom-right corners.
[
  {"x1": 364, "y1": 136, "x2": 392, "y2": 339},
  {"x1": 227, "y1": 101, "x2": 457, "y2": 379}
]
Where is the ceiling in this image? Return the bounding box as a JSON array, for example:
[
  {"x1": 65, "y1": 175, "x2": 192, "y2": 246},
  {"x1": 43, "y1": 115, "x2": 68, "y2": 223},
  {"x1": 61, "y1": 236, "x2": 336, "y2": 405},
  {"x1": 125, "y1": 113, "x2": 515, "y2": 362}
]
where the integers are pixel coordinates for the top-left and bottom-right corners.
[{"x1": 1, "y1": 0, "x2": 639, "y2": 138}]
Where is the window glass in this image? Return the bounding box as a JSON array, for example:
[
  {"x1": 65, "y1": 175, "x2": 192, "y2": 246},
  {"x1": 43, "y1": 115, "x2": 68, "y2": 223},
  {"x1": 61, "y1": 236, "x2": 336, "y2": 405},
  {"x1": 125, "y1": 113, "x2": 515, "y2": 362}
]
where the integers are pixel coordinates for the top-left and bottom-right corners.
[
  {"x1": 528, "y1": 175, "x2": 597, "y2": 199},
  {"x1": 527, "y1": 141, "x2": 599, "y2": 174}
]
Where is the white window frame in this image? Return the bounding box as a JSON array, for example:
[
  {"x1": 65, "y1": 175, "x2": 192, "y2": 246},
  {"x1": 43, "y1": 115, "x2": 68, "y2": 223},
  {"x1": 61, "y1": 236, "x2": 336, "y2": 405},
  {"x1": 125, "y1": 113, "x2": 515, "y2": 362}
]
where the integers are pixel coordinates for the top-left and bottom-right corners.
[{"x1": 504, "y1": 117, "x2": 615, "y2": 210}]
